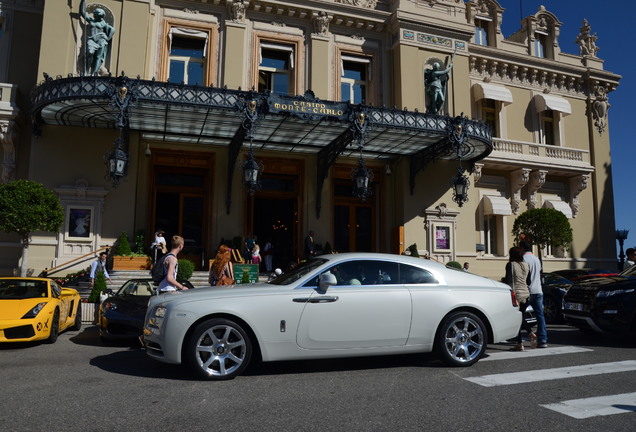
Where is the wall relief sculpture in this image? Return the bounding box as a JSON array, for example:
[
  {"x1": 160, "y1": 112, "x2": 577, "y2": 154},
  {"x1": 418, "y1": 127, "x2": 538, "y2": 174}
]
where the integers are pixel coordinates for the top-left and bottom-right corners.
[{"x1": 334, "y1": 0, "x2": 378, "y2": 8}]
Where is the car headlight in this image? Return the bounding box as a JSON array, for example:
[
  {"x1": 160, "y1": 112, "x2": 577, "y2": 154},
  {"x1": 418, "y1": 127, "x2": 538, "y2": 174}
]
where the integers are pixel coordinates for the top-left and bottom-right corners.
[
  {"x1": 147, "y1": 306, "x2": 167, "y2": 330},
  {"x1": 154, "y1": 306, "x2": 167, "y2": 318},
  {"x1": 22, "y1": 302, "x2": 48, "y2": 319},
  {"x1": 597, "y1": 288, "x2": 635, "y2": 298}
]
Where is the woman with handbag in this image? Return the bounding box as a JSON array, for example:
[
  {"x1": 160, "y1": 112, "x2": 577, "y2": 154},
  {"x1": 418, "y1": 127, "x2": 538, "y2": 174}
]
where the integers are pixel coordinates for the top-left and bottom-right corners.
[
  {"x1": 209, "y1": 245, "x2": 235, "y2": 286},
  {"x1": 504, "y1": 246, "x2": 537, "y2": 351}
]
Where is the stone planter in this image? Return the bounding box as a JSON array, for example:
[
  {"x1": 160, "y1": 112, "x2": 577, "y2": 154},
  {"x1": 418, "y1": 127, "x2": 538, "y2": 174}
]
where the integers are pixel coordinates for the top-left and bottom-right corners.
[{"x1": 112, "y1": 256, "x2": 151, "y2": 270}]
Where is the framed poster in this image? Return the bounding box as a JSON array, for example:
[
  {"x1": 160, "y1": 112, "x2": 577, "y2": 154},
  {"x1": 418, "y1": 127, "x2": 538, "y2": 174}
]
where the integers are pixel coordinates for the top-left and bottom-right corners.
[
  {"x1": 433, "y1": 223, "x2": 451, "y2": 253},
  {"x1": 65, "y1": 206, "x2": 93, "y2": 241}
]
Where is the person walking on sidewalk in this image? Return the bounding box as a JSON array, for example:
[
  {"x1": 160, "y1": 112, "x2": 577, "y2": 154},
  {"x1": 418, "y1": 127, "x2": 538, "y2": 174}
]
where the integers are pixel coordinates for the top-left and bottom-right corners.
[{"x1": 520, "y1": 240, "x2": 547, "y2": 348}]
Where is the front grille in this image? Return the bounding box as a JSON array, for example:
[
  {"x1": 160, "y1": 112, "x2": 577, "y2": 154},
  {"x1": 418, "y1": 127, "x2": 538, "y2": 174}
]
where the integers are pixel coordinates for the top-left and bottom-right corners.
[
  {"x1": 564, "y1": 285, "x2": 598, "y2": 304},
  {"x1": 4, "y1": 325, "x2": 36, "y2": 339}
]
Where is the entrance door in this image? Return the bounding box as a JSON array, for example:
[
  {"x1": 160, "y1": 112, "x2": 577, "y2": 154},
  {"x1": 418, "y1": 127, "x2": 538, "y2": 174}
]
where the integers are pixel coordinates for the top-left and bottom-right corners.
[
  {"x1": 333, "y1": 181, "x2": 375, "y2": 252},
  {"x1": 248, "y1": 173, "x2": 299, "y2": 270},
  {"x1": 153, "y1": 167, "x2": 207, "y2": 269}
]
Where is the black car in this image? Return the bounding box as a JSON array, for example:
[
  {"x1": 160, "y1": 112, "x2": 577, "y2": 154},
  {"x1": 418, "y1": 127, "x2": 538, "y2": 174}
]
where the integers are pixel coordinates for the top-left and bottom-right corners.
[
  {"x1": 541, "y1": 272, "x2": 572, "y2": 324},
  {"x1": 563, "y1": 265, "x2": 636, "y2": 334},
  {"x1": 552, "y1": 268, "x2": 618, "y2": 282},
  {"x1": 98, "y1": 278, "x2": 194, "y2": 341}
]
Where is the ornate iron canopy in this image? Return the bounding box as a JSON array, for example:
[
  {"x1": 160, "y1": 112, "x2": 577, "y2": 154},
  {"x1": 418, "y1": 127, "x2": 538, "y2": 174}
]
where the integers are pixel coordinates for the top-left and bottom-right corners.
[{"x1": 31, "y1": 74, "x2": 493, "y2": 215}]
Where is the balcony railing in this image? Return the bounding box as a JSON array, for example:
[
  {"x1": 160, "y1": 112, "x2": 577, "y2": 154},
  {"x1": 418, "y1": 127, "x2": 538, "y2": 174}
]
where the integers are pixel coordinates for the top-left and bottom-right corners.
[{"x1": 488, "y1": 138, "x2": 591, "y2": 168}]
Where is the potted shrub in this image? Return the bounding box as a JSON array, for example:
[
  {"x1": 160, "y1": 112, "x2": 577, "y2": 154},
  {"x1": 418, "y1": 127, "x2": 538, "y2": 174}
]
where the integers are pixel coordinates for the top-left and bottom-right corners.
[
  {"x1": 112, "y1": 231, "x2": 151, "y2": 270},
  {"x1": 177, "y1": 259, "x2": 195, "y2": 282}
]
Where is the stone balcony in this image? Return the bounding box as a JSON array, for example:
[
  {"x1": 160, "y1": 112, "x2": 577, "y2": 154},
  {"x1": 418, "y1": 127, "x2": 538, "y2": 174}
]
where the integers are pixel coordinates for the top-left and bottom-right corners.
[{"x1": 485, "y1": 138, "x2": 592, "y2": 174}]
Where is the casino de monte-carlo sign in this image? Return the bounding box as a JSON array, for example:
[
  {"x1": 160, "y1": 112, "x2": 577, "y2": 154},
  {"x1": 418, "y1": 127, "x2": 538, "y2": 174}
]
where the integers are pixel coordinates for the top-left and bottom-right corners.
[{"x1": 268, "y1": 92, "x2": 350, "y2": 121}]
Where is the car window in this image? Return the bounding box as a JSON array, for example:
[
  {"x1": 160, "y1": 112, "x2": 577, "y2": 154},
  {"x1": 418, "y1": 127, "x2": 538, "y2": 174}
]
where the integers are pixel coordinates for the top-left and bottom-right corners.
[
  {"x1": 0, "y1": 280, "x2": 49, "y2": 299},
  {"x1": 50, "y1": 281, "x2": 61, "y2": 298},
  {"x1": 319, "y1": 260, "x2": 400, "y2": 286},
  {"x1": 400, "y1": 264, "x2": 437, "y2": 284},
  {"x1": 269, "y1": 258, "x2": 328, "y2": 286}
]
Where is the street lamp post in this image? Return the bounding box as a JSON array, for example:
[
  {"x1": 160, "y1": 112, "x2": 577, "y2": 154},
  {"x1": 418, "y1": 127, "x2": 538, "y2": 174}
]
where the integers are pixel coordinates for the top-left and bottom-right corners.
[{"x1": 616, "y1": 229, "x2": 629, "y2": 271}]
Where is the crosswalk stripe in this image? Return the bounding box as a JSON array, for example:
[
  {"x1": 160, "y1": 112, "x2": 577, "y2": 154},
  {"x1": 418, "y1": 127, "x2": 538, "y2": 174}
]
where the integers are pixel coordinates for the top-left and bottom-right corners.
[
  {"x1": 541, "y1": 392, "x2": 636, "y2": 419},
  {"x1": 466, "y1": 360, "x2": 636, "y2": 387},
  {"x1": 481, "y1": 345, "x2": 592, "y2": 361}
]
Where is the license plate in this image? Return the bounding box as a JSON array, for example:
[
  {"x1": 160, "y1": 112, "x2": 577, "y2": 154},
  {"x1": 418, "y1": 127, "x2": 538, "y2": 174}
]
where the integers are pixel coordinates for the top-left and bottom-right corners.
[{"x1": 564, "y1": 302, "x2": 584, "y2": 311}]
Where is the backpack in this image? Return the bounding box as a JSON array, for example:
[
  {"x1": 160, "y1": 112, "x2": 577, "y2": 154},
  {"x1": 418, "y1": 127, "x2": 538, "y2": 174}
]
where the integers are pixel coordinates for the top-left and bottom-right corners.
[{"x1": 151, "y1": 253, "x2": 174, "y2": 284}]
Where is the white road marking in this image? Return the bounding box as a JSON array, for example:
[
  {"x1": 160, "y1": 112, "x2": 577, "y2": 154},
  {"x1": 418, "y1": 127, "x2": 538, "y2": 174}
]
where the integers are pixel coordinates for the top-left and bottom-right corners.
[
  {"x1": 466, "y1": 360, "x2": 636, "y2": 387},
  {"x1": 541, "y1": 392, "x2": 636, "y2": 419},
  {"x1": 481, "y1": 345, "x2": 593, "y2": 361}
]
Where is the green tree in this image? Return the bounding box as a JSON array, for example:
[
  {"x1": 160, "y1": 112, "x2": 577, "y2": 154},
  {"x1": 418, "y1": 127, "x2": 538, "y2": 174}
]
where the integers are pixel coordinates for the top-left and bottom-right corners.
[
  {"x1": 113, "y1": 231, "x2": 133, "y2": 256},
  {"x1": 0, "y1": 180, "x2": 64, "y2": 276},
  {"x1": 512, "y1": 208, "x2": 573, "y2": 261},
  {"x1": 88, "y1": 271, "x2": 107, "y2": 303}
]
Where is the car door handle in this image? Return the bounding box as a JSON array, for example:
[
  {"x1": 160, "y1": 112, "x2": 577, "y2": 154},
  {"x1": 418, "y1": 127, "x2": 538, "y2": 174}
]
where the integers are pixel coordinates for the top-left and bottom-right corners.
[{"x1": 293, "y1": 296, "x2": 339, "y2": 303}]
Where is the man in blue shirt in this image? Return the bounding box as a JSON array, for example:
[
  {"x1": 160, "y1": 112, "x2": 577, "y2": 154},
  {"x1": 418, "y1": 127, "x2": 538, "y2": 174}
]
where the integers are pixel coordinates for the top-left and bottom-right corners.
[{"x1": 90, "y1": 251, "x2": 113, "y2": 287}]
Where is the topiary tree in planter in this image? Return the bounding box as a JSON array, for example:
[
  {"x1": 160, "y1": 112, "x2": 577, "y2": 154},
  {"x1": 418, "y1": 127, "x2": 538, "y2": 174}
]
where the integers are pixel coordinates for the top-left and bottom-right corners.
[
  {"x1": 112, "y1": 231, "x2": 151, "y2": 269},
  {"x1": 512, "y1": 208, "x2": 573, "y2": 262},
  {"x1": 408, "y1": 243, "x2": 420, "y2": 258},
  {"x1": 113, "y1": 231, "x2": 133, "y2": 256},
  {"x1": 446, "y1": 260, "x2": 462, "y2": 270},
  {"x1": 177, "y1": 259, "x2": 194, "y2": 281},
  {"x1": 88, "y1": 271, "x2": 107, "y2": 303},
  {"x1": 0, "y1": 180, "x2": 64, "y2": 276},
  {"x1": 134, "y1": 229, "x2": 147, "y2": 255}
]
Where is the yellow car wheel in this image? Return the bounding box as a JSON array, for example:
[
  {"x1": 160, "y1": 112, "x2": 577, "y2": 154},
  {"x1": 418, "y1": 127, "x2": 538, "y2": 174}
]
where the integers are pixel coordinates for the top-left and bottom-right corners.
[{"x1": 46, "y1": 309, "x2": 59, "y2": 344}]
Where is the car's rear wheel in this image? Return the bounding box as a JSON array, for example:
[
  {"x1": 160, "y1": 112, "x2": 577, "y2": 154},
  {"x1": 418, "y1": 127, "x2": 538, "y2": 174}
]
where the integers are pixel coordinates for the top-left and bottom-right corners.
[
  {"x1": 186, "y1": 318, "x2": 252, "y2": 380},
  {"x1": 70, "y1": 304, "x2": 82, "y2": 331},
  {"x1": 46, "y1": 309, "x2": 60, "y2": 344},
  {"x1": 543, "y1": 295, "x2": 559, "y2": 324},
  {"x1": 436, "y1": 311, "x2": 486, "y2": 367}
]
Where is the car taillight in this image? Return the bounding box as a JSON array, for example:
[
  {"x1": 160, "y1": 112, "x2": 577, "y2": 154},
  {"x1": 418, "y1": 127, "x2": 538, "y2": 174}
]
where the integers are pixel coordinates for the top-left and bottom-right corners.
[{"x1": 510, "y1": 290, "x2": 518, "y2": 307}]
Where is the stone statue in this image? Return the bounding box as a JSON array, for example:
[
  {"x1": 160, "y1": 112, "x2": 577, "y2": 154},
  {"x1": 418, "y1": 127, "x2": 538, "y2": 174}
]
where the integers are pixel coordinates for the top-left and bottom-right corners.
[
  {"x1": 80, "y1": 0, "x2": 115, "y2": 76},
  {"x1": 425, "y1": 58, "x2": 453, "y2": 114},
  {"x1": 575, "y1": 19, "x2": 599, "y2": 57}
]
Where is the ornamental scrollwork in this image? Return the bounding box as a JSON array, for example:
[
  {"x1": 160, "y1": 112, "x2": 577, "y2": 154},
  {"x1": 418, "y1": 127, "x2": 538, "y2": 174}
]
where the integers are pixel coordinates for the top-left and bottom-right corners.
[{"x1": 334, "y1": 0, "x2": 378, "y2": 9}]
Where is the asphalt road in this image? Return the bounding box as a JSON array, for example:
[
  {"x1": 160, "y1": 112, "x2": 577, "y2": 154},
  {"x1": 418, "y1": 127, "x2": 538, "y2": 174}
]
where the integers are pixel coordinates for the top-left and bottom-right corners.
[{"x1": 0, "y1": 324, "x2": 634, "y2": 432}]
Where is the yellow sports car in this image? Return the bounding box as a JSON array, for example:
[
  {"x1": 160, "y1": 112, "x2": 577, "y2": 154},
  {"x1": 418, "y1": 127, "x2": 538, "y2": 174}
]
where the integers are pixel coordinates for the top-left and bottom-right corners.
[{"x1": 0, "y1": 277, "x2": 82, "y2": 343}]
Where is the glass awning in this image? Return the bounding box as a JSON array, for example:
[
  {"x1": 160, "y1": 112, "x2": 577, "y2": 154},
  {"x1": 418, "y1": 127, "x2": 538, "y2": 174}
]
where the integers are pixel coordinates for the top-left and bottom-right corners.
[
  {"x1": 32, "y1": 75, "x2": 492, "y2": 162},
  {"x1": 31, "y1": 75, "x2": 492, "y2": 216}
]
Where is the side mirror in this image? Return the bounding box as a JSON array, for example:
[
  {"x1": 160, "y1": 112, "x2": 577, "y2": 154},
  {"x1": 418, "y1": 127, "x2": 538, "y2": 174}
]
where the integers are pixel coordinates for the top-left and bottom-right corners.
[{"x1": 319, "y1": 272, "x2": 337, "y2": 291}]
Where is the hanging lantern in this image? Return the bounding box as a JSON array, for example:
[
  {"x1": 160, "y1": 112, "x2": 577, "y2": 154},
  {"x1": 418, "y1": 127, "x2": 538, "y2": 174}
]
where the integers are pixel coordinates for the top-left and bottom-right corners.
[
  {"x1": 451, "y1": 165, "x2": 470, "y2": 207},
  {"x1": 351, "y1": 156, "x2": 373, "y2": 201},
  {"x1": 242, "y1": 149, "x2": 263, "y2": 195},
  {"x1": 105, "y1": 136, "x2": 128, "y2": 188}
]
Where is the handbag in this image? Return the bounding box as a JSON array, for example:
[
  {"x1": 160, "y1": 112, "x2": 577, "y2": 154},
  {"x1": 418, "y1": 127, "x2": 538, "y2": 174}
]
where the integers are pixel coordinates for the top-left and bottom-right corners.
[{"x1": 218, "y1": 273, "x2": 235, "y2": 285}]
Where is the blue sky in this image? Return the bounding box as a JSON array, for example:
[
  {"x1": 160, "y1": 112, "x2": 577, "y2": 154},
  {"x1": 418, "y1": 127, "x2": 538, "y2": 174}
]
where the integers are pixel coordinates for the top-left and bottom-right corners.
[{"x1": 499, "y1": 1, "x2": 636, "y2": 251}]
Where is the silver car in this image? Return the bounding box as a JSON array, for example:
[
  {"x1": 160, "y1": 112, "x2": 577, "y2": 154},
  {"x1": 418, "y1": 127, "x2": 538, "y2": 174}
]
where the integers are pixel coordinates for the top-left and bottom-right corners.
[{"x1": 143, "y1": 253, "x2": 521, "y2": 380}]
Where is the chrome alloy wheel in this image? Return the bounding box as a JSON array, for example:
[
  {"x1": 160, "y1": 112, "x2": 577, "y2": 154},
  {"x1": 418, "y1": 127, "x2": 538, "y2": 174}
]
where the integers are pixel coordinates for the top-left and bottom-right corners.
[
  {"x1": 437, "y1": 312, "x2": 486, "y2": 366},
  {"x1": 190, "y1": 319, "x2": 251, "y2": 379}
]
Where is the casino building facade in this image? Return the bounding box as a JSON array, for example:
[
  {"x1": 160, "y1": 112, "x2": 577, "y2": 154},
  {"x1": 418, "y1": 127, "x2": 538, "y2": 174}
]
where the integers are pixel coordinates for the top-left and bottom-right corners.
[{"x1": 0, "y1": 0, "x2": 621, "y2": 279}]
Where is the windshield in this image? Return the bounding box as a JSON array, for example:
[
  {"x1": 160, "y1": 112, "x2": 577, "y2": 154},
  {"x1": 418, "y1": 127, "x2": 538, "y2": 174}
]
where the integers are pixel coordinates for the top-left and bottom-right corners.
[
  {"x1": 0, "y1": 280, "x2": 48, "y2": 299},
  {"x1": 268, "y1": 258, "x2": 328, "y2": 285},
  {"x1": 619, "y1": 264, "x2": 636, "y2": 277}
]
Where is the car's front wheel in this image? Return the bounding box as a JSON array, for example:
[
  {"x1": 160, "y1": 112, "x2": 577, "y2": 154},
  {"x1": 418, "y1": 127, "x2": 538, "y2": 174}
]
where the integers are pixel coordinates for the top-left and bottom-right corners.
[
  {"x1": 46, "y1": 309, "x2": 60, "y2": 344},
  {"x1": 185, "y1": 318, "x2": 252, "y2": 380},
  {"x1": 435, "y1": 311, "x2": 486, "y2": 367},
  {"x1": 70, "y1": 304, "x2": 82, "y2": 331},
  {"x1": 543, "y1": 295, "x2": 560, "y2": 324}
]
